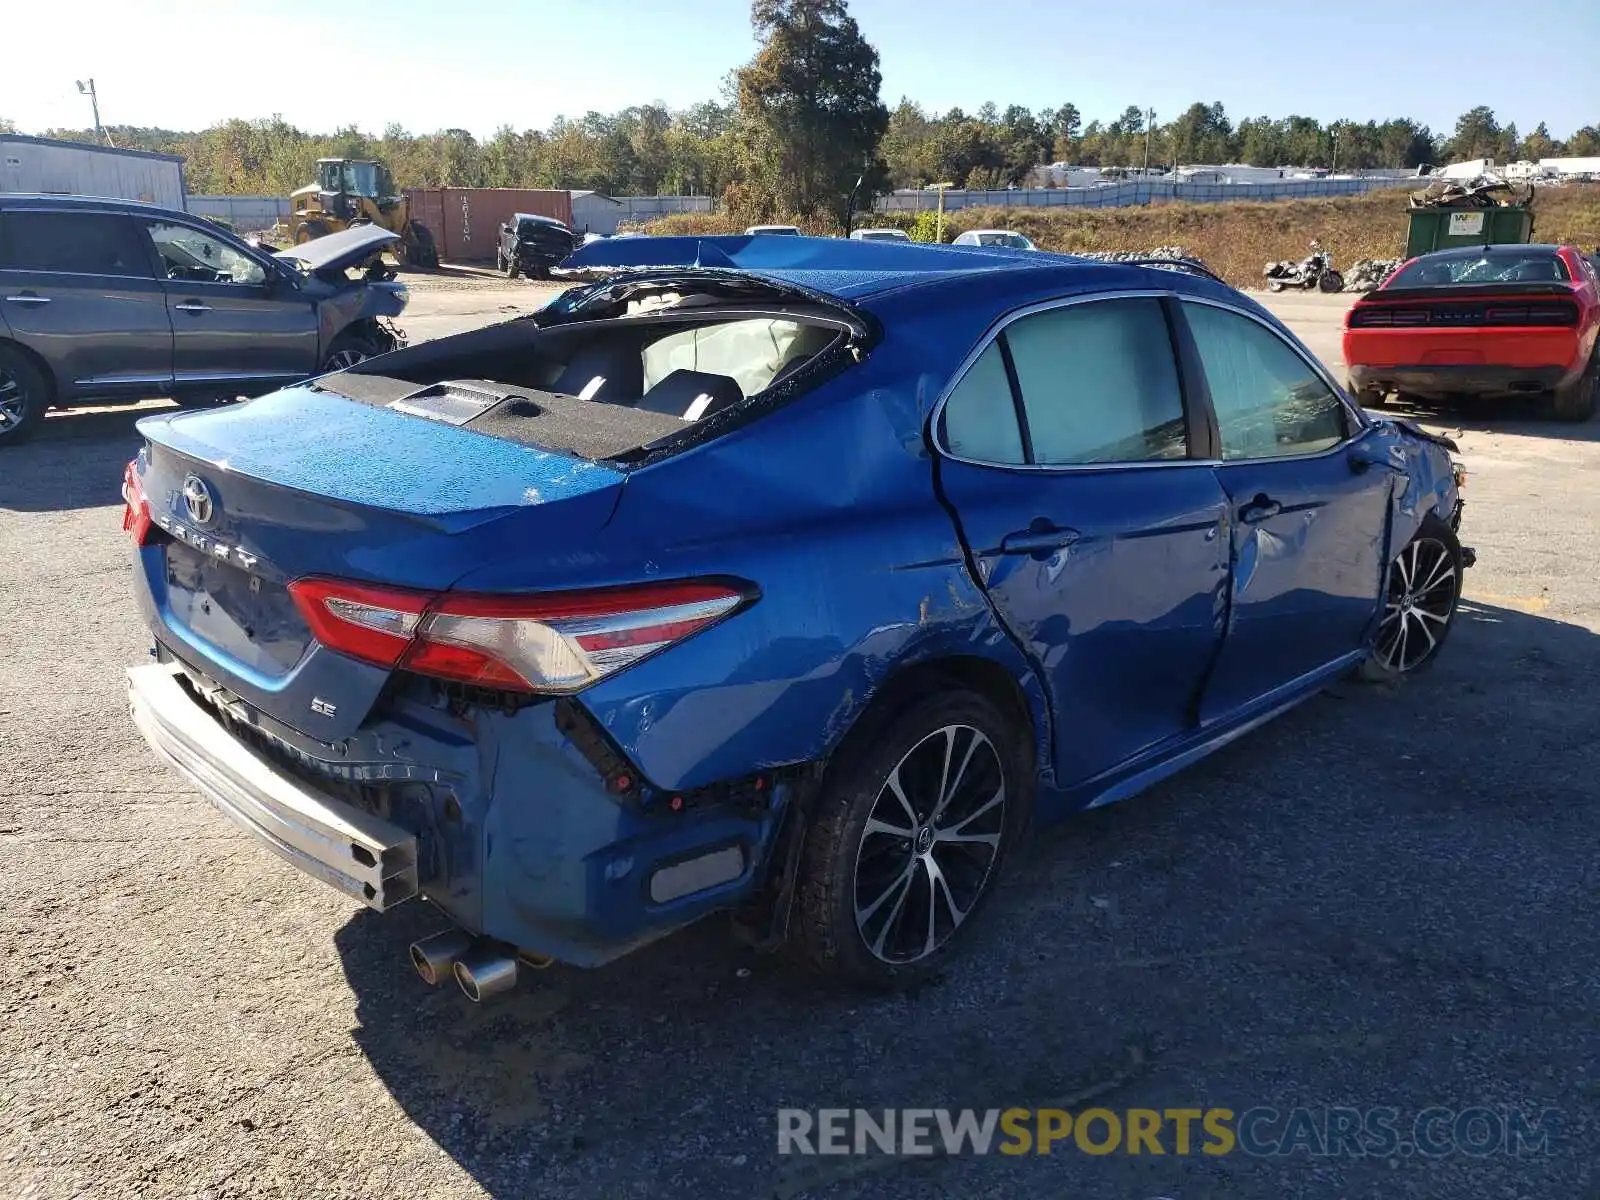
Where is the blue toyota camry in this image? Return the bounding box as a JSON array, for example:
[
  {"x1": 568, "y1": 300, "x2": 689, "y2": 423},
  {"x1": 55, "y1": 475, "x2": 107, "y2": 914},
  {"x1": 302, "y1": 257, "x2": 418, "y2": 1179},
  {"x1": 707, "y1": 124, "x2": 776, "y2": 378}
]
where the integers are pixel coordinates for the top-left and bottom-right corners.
[{"x1": 123, "y1": 235, "x2": 1470, "y2": 997}]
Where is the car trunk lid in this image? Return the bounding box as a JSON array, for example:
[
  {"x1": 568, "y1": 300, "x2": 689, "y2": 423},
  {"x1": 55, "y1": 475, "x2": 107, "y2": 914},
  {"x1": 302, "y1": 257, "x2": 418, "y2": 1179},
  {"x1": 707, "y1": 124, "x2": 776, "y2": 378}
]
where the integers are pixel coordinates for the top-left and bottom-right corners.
[{"x1": 133, "y1": 385, "x2": 625, "y2": 738}]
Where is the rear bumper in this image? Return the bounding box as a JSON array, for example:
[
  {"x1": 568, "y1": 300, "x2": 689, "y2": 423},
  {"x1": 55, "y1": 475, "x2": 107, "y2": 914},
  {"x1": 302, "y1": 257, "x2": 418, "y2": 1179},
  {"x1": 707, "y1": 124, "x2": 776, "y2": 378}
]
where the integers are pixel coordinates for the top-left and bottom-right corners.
[
  {"x1": 127, "y1": 660, "x2": 788, "y2": 967},
  {"x1": 1348, "y1": 362, "x2": 1575, "y2": 398},
  {"x1": 128, "y1": 663, "x2": 419, "y2": 909}
]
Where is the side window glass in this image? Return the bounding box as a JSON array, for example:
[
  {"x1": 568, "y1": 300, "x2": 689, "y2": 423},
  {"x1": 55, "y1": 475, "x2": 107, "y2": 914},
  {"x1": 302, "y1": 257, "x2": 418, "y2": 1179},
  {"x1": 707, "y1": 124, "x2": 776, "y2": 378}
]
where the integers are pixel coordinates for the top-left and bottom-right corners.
[
  {"x1": 147, "y1": 222, "x2": 266, "y2": 286},
  {"x1": 0, "y1": 212, "x2": 152, "y2": 277},
  {"x1": 1006, "y1": 297, "x2": 1187, "y2": 464},
  {"x1": 1183, "y1": 302, "x2": 1349, "y2": 460},
  {"x1": 941, "y1": 342, "x2": 1024, "y2": 464}
]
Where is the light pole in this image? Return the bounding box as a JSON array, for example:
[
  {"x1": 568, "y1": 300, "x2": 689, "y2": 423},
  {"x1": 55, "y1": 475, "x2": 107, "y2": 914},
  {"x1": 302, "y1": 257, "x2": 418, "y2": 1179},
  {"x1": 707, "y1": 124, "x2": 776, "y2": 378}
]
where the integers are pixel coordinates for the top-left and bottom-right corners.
[
  {"x1": 75, "y1": 79, "x2": 112, "y2": 147},
  {"x1": 1330, "y1": 124, "x2": 1340, "y2": 175},
  {"x1": 1143, "y1": 108, "x2": 1155, "y2": 175}
]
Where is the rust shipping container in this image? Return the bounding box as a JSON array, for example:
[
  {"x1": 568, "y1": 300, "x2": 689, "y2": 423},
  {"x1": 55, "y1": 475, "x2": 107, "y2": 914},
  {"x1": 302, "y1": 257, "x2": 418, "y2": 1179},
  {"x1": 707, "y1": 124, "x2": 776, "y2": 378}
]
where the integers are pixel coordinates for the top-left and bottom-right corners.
[{"x1": 404, "y1": 187, "x2": 573, "y2": 262}]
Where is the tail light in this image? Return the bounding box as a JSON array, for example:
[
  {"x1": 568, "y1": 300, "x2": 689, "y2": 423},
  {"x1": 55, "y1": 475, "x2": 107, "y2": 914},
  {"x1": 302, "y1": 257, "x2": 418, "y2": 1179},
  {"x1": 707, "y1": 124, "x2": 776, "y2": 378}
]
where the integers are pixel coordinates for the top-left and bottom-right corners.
[
  {"x1": 288, "y1": 577, "x2": 750, "y2": 694},
  {"x1": 121, "y1": 460, "x2": 154, "y2": 546}
]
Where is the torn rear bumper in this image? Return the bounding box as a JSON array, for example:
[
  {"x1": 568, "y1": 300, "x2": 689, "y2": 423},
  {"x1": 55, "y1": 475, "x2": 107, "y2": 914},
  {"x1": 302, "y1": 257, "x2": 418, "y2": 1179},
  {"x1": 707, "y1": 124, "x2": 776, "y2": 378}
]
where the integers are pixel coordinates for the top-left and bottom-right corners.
[{"x1": 127, "y1": 662, "x2": 419, "y2": 910}]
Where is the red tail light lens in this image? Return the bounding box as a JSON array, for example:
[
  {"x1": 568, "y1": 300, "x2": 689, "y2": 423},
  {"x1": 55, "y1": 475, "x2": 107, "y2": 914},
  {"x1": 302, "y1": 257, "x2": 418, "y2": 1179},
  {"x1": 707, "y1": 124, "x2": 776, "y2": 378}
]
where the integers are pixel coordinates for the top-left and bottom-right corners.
[
  {"x1": 287, "y1": 578, "x2": 431, "y2": 668},
  {"x1": 287, "y1": 577, "x2": 749, "y2": 693},
  {"x1": 121, "y1": 460, "x2": 154, "y2": 546}
]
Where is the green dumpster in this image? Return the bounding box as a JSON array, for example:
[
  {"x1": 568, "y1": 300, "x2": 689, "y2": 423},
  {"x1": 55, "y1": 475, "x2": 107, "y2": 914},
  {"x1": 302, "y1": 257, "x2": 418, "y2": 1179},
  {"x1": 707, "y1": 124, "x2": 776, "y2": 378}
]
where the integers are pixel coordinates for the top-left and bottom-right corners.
[{"x1": 1405, "y1": 204, "x2": 1535, "y2": 257}]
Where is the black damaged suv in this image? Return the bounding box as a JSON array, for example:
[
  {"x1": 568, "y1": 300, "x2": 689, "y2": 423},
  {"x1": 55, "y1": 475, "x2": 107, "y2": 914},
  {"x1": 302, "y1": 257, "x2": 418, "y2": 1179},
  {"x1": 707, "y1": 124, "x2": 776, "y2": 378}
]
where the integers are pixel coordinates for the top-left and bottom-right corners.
[{"x1": 496, "y1": 213, "x2": 577, "y2": 280}]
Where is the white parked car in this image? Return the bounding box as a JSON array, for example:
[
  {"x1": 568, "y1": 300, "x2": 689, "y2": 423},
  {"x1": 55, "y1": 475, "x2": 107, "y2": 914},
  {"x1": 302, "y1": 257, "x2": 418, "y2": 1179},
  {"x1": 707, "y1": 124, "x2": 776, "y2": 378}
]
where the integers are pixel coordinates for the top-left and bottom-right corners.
[
  {"x1": 849, "y1": 228, "x2": 911, "y2": 242},
  {"x1": 952, "y1": 229, "x2": 1037, "y2": 250},
  {"x1": 745, "y1": 224, "x2": 802, "y2": 236}
]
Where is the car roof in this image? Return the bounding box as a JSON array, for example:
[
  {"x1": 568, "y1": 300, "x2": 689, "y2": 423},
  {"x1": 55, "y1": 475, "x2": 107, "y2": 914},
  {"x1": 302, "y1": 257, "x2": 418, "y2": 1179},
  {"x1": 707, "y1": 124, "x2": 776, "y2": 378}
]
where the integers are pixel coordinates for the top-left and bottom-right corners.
[
  {"x1": 562, "y1": 233, "x2": 1240, "y2": 307},
  {"x1": 1417, "y1": 243, "x2": 1564, "y2": 261},
  {"x1": 0, "y1": 192, "x2": 187, "y2": 218},
  {"x1": 514, "y1": 212, "x2": 567, "y2": 226},
  {"x1": 965, "y1": 229, "x2": 1026, "y2": 236}
]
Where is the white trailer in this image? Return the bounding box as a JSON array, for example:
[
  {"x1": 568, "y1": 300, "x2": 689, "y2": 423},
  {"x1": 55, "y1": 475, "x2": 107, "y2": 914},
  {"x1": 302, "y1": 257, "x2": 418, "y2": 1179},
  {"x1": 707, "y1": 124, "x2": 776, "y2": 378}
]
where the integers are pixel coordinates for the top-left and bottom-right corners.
[{"x1": 0, "y1": 134, "x2": 185, "y2": 209}]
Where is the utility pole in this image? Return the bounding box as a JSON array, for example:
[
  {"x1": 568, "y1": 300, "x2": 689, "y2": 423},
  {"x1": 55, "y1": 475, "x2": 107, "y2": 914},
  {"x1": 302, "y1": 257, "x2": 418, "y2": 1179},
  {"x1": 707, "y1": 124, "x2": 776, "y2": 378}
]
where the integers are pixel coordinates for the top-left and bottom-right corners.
[
  {"x1": 1143, "y1": 108, "x2": 1155, "y2": 175},
  {"x1": 1330, "y1": 124, "x2": 1340, "y2": 175},
  {"x1": 929, "y1": 181, "x2": 955, "y2": 242},
  {"x1": 75, "y1": 79, "x2": 112, "y2": 147}
]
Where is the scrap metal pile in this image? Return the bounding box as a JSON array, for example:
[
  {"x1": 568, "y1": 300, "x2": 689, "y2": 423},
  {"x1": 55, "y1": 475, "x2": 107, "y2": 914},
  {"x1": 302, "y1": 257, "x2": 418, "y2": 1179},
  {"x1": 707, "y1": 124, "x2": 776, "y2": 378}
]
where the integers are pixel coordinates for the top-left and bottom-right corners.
[
  {"x1": 1071, "y1": 244, "x2": 1195, "y2": 264},
  {"x1": 1408, "y1": 177, "x2": 1535, "y2": 210}
]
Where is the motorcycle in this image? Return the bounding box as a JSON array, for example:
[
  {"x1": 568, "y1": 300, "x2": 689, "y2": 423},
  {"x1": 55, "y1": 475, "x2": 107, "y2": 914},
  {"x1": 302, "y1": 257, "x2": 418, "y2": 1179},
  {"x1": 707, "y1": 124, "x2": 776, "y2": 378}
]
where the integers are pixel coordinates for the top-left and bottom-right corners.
[{"x1": 1263, "y1": 244, "x2": 1345, "y2": 293}]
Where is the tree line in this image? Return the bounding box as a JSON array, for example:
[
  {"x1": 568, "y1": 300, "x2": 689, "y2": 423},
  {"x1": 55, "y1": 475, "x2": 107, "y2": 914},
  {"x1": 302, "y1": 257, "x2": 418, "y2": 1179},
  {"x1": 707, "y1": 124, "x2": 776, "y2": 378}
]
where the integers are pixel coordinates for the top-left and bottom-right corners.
[{"x1": 4, "y1": 0, "x2": 1597, "y2": 223}]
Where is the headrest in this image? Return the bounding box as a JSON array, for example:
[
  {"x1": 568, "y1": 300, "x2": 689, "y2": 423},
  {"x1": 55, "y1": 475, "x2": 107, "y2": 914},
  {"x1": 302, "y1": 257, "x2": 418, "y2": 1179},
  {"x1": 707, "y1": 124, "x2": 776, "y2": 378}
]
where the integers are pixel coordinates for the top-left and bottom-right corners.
[{"x1": 636, "y1": 369, "x2": 744, "y2": 421}]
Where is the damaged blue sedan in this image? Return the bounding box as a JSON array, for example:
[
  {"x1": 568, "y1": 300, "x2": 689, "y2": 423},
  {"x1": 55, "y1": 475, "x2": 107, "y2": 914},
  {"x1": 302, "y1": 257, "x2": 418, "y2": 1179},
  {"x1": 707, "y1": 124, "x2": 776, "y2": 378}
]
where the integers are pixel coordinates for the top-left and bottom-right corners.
[{"x1": 122, "y1": 236, "x2": 1470, "y2": 997}]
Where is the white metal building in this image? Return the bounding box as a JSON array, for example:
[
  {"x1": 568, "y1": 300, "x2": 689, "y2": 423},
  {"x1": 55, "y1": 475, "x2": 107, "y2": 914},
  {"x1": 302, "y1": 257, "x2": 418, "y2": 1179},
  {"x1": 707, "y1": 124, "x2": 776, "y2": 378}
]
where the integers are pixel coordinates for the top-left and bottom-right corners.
[{"x1": 0, "y1": 134, "x2": 186, "y2": 208}]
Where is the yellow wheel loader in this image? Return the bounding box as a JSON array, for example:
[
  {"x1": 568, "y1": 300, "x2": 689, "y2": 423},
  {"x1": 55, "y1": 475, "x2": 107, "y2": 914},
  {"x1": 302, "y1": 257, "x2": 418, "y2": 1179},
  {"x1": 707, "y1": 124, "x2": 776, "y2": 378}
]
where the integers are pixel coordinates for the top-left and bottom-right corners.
[{"x1": 288, "y1": 159, "x2": 439, "y2": 269}]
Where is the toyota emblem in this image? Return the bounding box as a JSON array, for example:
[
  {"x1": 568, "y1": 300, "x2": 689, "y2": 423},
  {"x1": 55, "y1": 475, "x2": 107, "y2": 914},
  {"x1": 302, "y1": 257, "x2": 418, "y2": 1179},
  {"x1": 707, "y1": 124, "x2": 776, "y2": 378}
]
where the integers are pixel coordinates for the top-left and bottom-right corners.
[{"x1": 181, "y1": 474, "x2": 216, "y2": 526}]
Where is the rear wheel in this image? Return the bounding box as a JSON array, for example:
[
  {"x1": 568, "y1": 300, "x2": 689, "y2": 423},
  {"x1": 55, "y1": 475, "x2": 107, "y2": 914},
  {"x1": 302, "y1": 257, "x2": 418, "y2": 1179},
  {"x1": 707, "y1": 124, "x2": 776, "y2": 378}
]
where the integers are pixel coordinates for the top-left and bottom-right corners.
[
  {"x1": 1547, "y1": 356, "x2": 1598, "y2": 423},
  {"x1": 794, "y1": 690, "x2": 1026, "y2": 989},
  {"x1": 1348, "y1": 380, "x2": 1389, "y2": 410},
  {"x1": 296, "y1": 219, "x2": 331, "y2": 244},
  {"x1": 0, "y1": 346, "x2": 50, "y2": 446},
  {"x1": 1319, "y1": 270, "x2": 1345, "y2": 293},
  {"x1": 1361, "y1": 513, "x2": 1464, "y2": 681},
  {"x1": 506, "y1": 255, "x2": 521, "y2": 280}
]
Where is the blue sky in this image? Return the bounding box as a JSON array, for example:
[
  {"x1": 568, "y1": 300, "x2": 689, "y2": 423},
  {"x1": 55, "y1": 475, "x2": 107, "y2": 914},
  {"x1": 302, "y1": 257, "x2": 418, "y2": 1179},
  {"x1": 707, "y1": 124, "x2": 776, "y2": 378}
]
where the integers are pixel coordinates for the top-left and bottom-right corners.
[{"x1": 6, "y1": 0, "x2": 1596, "y2": 139}]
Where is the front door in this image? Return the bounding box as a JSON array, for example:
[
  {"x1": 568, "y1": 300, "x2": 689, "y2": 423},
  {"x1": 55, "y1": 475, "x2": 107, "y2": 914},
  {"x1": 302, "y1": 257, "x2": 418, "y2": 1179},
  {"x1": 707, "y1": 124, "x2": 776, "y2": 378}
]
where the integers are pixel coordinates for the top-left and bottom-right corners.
[
  {"x1": 0, "y1": 209, "x2": 172, "y2": 399},
  {"x1": 142, "y1": 219, "x2": 318, "y2": 393},
  {"x1": 1177, "y1": 300, "x2": 1394, "y2": 721},
  {"x1": 935, "y1": 295, "x2": 1231, "y2": 788}
]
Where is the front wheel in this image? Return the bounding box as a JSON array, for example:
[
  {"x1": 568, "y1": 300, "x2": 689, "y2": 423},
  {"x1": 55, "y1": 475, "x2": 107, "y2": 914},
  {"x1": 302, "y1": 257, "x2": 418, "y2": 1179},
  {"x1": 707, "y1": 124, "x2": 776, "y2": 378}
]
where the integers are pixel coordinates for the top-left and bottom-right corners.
[
  {"x1": 1319, "y1": 270, "x2": 1345, "y2": 293},
  {"x1": 793, "y1": 690, "x2": 1027, "y2": 989},
  {"x1": 1361, "y1": 514, "x2": 1464, "y2": 680},
  {"x1": 506, "y1": 256, "x2": 521, "y2": 280},
  {"x1": 321, "y1": 333, "x2": 381, "y2": 374},
  {"x1": 1268, "y1": 278, "x2": 1286, "y2": 293}
]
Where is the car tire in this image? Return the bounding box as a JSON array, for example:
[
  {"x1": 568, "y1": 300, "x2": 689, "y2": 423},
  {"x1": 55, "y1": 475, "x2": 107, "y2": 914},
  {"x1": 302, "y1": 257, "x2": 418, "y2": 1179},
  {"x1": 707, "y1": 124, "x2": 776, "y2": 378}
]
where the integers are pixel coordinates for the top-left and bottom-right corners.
[
  {"x1": 506, "y1": 257, "x2": 521, "y2": 280},
  {"x1": 1268, "y1": 278, "x2": 1286, "y2": 293},
  {"x1": 1359, "y1": 512, "x2": 1464, "y2": 682},
  {"x1": 1547, "y1": 355, "x2": 1598, "y2": 423},
  {"x1": 0, "y1": 345, "x2": 50, "y2": 446},
  {"x1": 793, "y1": 689, "x2": 1028, "y2": 989},
  {"x1": 321, "y1": 333, "x2": 381, "y2": 374}
]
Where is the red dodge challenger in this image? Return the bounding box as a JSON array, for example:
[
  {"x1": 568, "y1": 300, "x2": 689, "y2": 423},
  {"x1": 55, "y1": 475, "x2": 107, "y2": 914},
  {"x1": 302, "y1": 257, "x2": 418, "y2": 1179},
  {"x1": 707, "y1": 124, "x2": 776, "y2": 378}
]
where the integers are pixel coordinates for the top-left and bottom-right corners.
[{"x1": 1343, "y1": 243, "x2": 1600, "y2": 422}]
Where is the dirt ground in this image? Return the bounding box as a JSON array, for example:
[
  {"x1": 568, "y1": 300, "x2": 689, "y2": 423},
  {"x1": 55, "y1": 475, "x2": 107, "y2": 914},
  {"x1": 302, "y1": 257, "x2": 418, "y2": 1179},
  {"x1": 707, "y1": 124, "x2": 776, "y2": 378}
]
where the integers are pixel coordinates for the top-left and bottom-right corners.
[{"x1": 2, "y1": 272, "x2": 1597, "y2": 1199}]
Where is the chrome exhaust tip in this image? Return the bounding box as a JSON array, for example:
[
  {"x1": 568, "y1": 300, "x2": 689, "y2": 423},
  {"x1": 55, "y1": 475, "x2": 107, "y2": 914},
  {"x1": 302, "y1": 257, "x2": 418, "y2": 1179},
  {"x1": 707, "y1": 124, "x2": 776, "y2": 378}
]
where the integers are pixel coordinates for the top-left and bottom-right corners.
[
  {"x1": 453, "y1": 948, "x2": 519, "y2": 1002},
  {"x1": 409, "y1": 929, "x2": 474, "y2": 986}
]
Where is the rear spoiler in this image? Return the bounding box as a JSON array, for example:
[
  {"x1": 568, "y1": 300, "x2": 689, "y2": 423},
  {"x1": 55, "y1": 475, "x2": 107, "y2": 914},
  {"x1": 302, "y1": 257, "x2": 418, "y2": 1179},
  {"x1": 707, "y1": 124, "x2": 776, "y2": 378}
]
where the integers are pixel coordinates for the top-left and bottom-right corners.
[{"x1": 1369, "y1": 282, "x2": 1575, "y2": 301}]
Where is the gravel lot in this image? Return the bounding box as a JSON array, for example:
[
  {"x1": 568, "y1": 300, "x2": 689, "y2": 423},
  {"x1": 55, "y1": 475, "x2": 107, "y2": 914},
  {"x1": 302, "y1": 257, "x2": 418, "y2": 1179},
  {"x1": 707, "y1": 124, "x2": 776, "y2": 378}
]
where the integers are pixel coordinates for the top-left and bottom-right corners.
[{"x1": 2, "y1": 280, "x2": 1596, "y2": 1200}]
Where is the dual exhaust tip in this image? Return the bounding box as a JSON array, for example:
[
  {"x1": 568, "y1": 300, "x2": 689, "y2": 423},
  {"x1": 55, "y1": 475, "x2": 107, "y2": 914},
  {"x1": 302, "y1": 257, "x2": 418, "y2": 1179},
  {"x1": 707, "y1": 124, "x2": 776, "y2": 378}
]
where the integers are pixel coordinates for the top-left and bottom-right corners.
[{"x1": 409, "y1": 929, "x2": 553, "y2": 1002}]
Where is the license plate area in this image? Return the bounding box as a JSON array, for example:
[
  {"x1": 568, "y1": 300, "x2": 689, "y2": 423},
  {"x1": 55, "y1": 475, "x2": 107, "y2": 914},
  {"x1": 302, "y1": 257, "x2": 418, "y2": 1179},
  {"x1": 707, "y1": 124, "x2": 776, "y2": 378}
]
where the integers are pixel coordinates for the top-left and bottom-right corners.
[{"x1": 164, "y1": 542, "x2": 310, "y2": 676}]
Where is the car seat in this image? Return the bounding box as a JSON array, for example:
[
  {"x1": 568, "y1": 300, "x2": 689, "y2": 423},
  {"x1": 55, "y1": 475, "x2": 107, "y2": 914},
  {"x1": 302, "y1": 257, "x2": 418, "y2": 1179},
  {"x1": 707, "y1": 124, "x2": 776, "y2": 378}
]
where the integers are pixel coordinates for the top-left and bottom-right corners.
[
  {"x1": 635, "y1": 369, "x2": 744, "y2": 421},
  {"x1": 552, "y1": 339, "x2": 645, "y2": 402}
]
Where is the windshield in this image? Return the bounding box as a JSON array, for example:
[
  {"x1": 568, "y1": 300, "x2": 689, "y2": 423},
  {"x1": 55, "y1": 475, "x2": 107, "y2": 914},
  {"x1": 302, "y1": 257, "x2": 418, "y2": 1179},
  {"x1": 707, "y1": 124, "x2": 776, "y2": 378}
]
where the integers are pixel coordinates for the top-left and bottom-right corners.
[
  {"x1": 1390, "y1": 252, "x2": 1569, "y2": 287},
  {"x1": 976, "y1": 232, "x2": 1029, "y2": 249},
  {"x1": 341, "y1": 162, "x2": 381, "y2": 198},
  {"x1": 857, "y1": 230, "x2": 907, "y2": 241}
]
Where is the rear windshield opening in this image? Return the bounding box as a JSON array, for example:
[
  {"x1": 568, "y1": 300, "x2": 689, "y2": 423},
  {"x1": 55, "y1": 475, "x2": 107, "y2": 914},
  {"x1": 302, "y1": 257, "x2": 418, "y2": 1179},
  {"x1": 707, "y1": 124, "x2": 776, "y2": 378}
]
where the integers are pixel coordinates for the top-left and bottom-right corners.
[
  {"x1": 319, "y1": 302, "x2": 850, "y2": 463},
  {"x1": 1391, "y1": 252, "x2": 1570, "y2": 287}
]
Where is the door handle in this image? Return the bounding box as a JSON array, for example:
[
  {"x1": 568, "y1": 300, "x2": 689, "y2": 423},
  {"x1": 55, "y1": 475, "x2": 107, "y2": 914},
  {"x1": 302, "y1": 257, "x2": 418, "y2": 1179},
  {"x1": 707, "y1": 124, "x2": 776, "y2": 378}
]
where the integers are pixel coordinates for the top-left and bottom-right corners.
[
  {"x1": 3, "y1": 294, "x2": 50, "y2": 306},
  {"x1": 1000, "y1": 522, "x2": 1081, "y2": 556},
  {"x1": 1238, "y1": 495, "x2": 1282, "y2": 524},
  {"x1": 174, "y1": 300, "x2": 211, "y2": 313}
]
